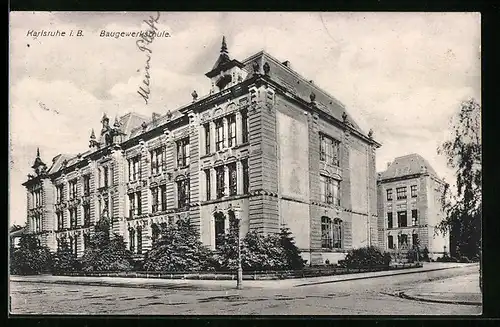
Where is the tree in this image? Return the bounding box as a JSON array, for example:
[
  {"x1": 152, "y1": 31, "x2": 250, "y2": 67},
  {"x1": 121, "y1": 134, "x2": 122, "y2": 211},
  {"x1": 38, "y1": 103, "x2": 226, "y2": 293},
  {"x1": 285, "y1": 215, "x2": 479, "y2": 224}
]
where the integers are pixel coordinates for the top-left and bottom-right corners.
[
  {"x1": 10, "y1": 234, "x2": 53, "y2": 275},
  {"x1": 143, "y1": 219, "x2": 213, "y2": 272},
  {"x1": 279, "y1": 228, "x2": 306, "y2": 270},
  {"x1": 53, "y1": 237, "x2": 80, "y2": 273},
  {"x1": 436, "y1": 98, "x2": 481, "y2": 260},
  {"x1": 214, "y1": 228, "x2": 303, "y2": 271},
  {"x1": 80, "y1": 217, "x2": 133, "y2": 272}
]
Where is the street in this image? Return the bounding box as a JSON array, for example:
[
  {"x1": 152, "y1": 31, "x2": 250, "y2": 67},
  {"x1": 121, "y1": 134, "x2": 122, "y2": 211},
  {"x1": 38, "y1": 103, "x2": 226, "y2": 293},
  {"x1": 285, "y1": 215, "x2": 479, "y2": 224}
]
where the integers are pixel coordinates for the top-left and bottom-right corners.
[{"x1": 10, "y1": 264, "x2": 481, "y2": 315}]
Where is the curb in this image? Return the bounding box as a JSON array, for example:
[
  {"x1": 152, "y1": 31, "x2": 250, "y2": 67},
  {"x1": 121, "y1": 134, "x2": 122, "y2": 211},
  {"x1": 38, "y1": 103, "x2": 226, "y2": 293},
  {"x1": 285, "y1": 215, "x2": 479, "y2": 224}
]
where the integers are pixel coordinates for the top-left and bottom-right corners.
[
  {"x1": 399, "y1": 292, "x2": 482, "y2": 306},
  {"x1": 294, "y1": 265, "x2": 472, "y2": 287}
]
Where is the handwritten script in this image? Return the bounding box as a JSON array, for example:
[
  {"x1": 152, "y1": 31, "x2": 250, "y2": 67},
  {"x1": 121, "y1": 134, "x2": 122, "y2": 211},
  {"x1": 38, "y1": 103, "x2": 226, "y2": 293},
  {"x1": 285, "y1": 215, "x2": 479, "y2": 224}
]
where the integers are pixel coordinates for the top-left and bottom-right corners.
[{"x1": 136, "y1": 12, "x2": 161, "y2": 105}]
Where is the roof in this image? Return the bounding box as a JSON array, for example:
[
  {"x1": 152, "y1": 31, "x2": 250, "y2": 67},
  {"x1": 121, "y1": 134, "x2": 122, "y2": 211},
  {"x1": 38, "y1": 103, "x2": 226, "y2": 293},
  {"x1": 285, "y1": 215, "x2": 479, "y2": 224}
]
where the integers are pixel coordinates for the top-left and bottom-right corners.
[
  {"x1": 47, "y1": 154, "x2": 76, "y2": 175},
  {"x1": 240, "y1": 50, "x2": 365, "y2": 136},
  {"x1": 378, "y1": 153, "x2": 440, "y2": 181},
  {"x1": 10, "y1": 227, "x2": 26, "y2": 238},
  {"x1": 35, "y1": 47, "x2": 375, "y2": 179}
]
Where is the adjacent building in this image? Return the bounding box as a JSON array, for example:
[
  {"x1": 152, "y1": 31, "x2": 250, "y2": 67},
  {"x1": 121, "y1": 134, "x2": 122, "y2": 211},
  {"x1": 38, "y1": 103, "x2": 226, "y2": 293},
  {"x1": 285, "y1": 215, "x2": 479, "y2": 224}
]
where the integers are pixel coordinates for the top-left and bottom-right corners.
[
  {"x1": 376, "y1": 153, "x2": 449, "y2": 259},
  {"x1": 21, "y1": 37, "x2": 381, "y2": 266}
]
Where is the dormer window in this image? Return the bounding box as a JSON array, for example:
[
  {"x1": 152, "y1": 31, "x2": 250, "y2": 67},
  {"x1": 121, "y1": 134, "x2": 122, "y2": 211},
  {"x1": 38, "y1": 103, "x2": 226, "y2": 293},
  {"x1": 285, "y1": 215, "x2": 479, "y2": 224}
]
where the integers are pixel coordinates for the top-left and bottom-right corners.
[{"x1": 216, "y1": 74, "x2": 232, "y2": 90}]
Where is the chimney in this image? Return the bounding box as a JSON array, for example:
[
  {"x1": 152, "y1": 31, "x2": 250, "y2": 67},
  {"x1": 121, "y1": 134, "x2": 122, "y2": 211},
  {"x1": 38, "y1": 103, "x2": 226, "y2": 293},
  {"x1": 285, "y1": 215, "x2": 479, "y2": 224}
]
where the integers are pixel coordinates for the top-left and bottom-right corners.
[{"x1": 282, "y1": 60, "x2": 291, "y2": 68}]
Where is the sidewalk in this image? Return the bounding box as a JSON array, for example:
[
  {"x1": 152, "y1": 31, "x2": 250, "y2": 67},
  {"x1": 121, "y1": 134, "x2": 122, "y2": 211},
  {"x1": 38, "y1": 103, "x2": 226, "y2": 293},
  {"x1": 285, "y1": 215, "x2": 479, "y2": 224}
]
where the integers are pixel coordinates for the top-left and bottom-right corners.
[
  {"x1": 10, "y1": 262, "x2": 477, "y2": 290},
  {"x1": 401, "y1": 272, "x2": 482, "y2": 305}
]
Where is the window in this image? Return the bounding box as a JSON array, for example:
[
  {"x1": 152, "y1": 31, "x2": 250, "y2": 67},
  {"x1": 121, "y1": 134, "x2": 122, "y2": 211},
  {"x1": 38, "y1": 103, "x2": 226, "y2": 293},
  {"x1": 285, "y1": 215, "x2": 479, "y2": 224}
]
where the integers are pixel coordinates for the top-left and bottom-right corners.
[
  {"x1": 74, "y1": 236, "x2": 78, "y2": 256},
  {"x1": 215, "y1": 118, "x2": 224, "y2": 151},
  {"x1": 129, "y1": 228, "x2": 136, "y2": 252},
  {"x1": 388, "y1": 235, "x2": 394, "y2": 249},
  {"x1": 387, "y1": 212, "x2": 393, "y2": 229},
  {"x1": 151, "y1": 224, "x2": 160, "y2": 244},
  {"x1": 103, "y1": 166, "x2": 109, "y2": 188},
  {"x1": 398, "y1": 234, "x2": 408, "y2": 247},
  {"x1": 128, "y1": 156, "x2": 141, "y2": 182},
  {"x1": 104, "y1": 197, "x2": 110, "y2": 216},
  {"x1": 69, "y1": 179, "x2": 77, "y2": 200},
  {"x1": 83, "y1": 204, "x2": 91, "y2": 227},
  {"x1": 386, "y1": 189, "x2": 393, "y2": 201},
  {"x1": 176, "y1": 138, "x2": 190, "y2": 168},
  {"x1": 83, "y1": 234, "x2": 90, "y2": 250},
  {"x1": 411, "y1": 185, "x2": 418, "y2": 198},
  {"x1": 69, "y1": 237, "x2": 74, "y2": 256},
  {"x1": 204, "y1": 123, "x2": 211, "y2": 154},
  {"x1": 177, "y1": 179, "x2": 190, "y2": 208},
  {"x1": 411, "y1": 209, "x2": 418, "y2": 226},
  {"x1": 150, "y1": 146, "x2": 165, "y2": 175},
  {"x1": 69, "y1": 208, "x2": 77, "y2": 229},
  {"x1": 33, "y1": 213, "x2": 41, "y2": 233},
  {"x1": 57, "y1": 212, "x2": 64, "y2": 230},
  {"x1": 228, "y1": 163, "x2": 237, "y2": 196},
  {"x1": 56, "y1": 185, "x2": 64, "y2": 203},
  {"x1": 396, "y1": 187, "x2": 407, "y2": 200},
  {"x1": 136, "y1": 227, "x2": 143, "y2": 254},
  {"x1": 227, "y1": 114, "x2": 236, "y2": 147},
  {"x1": 242, "y1": 159, "x2": 249, "y2": 194},
  {"x1": 151, "y1": 186, "x2": 167, "y2": 213},
  {"x1": 319, "y1": 133, "x2": 340, "y2": 166},
  {"x1": 215, "y1": 166, "x2": 225, "y2": 199},
  {"x1": 397, "y1": 210, "x2": 407, "y2": 227},
  {"x1": 33, "y1": 189, "x2": 42, "y2": 207},
  {"x1": 321, "y1": 217, "x2": 342, "y2": 249},
  {"x1": 228, "y1": 211, "x2": 238, "y2": 233},
  {"x1": 241, "y1": 109, "x2": 249, "y2": 143},
  {"x1": 160, "y1": 185, "x2": 167, "y2": 211},
  {"x1": 128, "y1": 191, "x2": 142, "y2": 217},
  {"x1": 205, "y1": 169, "x2": 211, "y2": 201},
  {"x1": 83, "y1": 175, "x2": 91, "y2": 196},
  {"x1": 412, "y1": 233, "x2": 419, "y2": 248},
  {"x1": 151, "y1": 187, "x2": 159, "y2": 213},
  {"x1": 215, "y1": 213, "x2": 225, "y2": 250},
  {"x1": 320, "y1": 175, "x2": 340, "y2": 205}
]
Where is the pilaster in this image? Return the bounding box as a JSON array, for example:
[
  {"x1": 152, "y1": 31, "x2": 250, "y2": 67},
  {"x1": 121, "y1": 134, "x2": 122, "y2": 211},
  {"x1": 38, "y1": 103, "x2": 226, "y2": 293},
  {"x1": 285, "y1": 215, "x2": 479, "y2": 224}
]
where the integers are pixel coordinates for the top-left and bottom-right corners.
[{"x1": 188, "y1": 111, "x2": 201, "y2": 230}]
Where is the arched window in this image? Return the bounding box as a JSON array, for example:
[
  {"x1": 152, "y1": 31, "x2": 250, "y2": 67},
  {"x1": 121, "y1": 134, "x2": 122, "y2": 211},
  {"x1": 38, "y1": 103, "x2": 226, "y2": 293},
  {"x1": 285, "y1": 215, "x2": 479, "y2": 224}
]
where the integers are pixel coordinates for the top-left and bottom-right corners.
[
  {"x1": 151, "y1": 224, "x2": 160, "y2": 244},
  {"x1": 129, "y1": 228, "x2": 136, "y2": 253},
  {"x1": 321, "y1": 216, "x2": 332, "y2": 249},
  {"x1": 137, "y1": 226, "x2": 143, "y2": 254},
  {"x1": 228, "y1": 210, "x2": 238, "y2": 233},
  {"x1": 214, "y1": 212, "x2": 226, "y2": 250},
  {"x1": 332, "y1": 218, "x2": 342, "y2": 249},
  {"x1": 321, "y1": 217, "x2": 343, "y2": 249}
]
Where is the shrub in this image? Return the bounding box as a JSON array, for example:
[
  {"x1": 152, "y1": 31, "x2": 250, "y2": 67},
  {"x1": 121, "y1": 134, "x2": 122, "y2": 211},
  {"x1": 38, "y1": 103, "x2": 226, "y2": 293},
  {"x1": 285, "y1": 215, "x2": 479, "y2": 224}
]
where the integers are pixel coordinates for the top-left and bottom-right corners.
[
  {"x1": 53, "y1": 237, "x2": 80, "y2": 273},
  {"x1": 80, "y1": 217, "x2": 133, "y2": 272},
  {"x1": 340, "y1": 246, "x2": 391, "y2": 269},
  {"x1": 10, "y1": 234, "x2": 53, "y2": 275},
  {"x1": 143, "y1": 219, "x2": 213, "y2": 272}
]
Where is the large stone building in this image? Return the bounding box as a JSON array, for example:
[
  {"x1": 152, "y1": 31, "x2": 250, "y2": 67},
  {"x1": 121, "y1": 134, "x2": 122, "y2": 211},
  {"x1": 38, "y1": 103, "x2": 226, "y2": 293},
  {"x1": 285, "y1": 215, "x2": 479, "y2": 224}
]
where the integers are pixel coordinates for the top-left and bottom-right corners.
[
  {"x1": 376, "y1": 153, "x2": 449, "y2": 259},
  {"x1": 22, "y1": 37, "x2": 380, "y2": 265}
]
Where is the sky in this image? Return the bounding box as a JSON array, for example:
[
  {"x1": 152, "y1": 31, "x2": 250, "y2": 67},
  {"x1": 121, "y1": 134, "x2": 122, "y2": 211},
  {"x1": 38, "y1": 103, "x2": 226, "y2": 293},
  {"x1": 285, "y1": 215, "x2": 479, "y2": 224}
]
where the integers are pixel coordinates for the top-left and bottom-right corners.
[{"x1": 9, "y1": 12, "x2": 481, "y2": 227}]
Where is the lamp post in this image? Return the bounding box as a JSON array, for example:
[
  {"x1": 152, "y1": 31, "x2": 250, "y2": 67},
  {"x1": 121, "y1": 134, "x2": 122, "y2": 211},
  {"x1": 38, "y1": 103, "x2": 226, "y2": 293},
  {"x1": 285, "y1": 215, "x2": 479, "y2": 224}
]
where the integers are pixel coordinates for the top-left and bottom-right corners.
[{"x1": 232, "y1": 207, "x2": 243, "y2": 290}]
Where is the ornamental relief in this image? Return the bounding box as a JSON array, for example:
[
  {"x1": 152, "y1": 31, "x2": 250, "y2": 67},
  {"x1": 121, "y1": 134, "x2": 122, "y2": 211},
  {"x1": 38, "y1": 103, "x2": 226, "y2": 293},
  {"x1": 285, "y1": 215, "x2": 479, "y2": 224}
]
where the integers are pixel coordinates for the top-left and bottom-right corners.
[
  {"x1": 125, "y1": 147, "x2": 142, "y2": 159},
  {"x1": 172, "y1": 127, "x2": 190, "y2": 140},
  {"x1": 319, "y1": 163, "x2": 343, "y2": 181}
]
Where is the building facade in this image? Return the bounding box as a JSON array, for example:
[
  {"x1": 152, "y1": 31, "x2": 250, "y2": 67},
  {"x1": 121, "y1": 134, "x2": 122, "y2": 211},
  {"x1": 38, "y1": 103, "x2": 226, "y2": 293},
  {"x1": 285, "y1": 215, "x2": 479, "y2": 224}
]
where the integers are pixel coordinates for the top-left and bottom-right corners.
[
  {"x1": 22, "y1": 38, "x2": 380, "y2": 265},
  {"x1": 376, "y1": 153, "x2": 449, "y2": 259}
]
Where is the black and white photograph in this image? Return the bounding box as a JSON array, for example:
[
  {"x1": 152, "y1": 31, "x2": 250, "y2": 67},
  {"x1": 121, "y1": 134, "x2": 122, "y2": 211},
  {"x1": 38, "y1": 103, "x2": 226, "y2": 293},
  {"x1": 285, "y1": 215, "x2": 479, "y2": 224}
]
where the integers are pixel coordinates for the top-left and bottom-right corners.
[{"x1": 8, "y1": 11, "x2": 482, "y2": 315}]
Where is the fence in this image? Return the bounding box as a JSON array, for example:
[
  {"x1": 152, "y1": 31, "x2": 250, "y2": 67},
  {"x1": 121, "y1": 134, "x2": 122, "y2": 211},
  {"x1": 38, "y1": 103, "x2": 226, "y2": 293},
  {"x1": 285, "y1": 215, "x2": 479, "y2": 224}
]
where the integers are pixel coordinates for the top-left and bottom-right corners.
[{"x1": 55, "y1": 262, "x2": 423, "y2": 280}]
